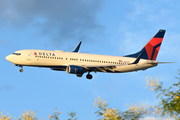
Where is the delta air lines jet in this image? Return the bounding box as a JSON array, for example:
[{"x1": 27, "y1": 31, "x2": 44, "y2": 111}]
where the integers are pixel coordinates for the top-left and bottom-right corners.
[{"x1": 6, "y1": 30, "x2": 169, "y2": 79}]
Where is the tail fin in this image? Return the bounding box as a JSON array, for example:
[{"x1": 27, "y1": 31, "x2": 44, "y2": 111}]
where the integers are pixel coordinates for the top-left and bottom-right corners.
[{"x1": 124, "y1": 29, "x2": 166, "y2": 60}]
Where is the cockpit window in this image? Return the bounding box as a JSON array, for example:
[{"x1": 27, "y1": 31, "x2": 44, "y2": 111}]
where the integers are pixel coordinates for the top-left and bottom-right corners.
[{"x1": 13, "y1": 53, "x2": 21, "y2": 55}]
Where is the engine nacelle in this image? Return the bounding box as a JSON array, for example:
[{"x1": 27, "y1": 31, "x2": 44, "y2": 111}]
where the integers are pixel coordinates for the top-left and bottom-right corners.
[{"x1": 66, "y1": 65, "x2": 85, "y2": 74}]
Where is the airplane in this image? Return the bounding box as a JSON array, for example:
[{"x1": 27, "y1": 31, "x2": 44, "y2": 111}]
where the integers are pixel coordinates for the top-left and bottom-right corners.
[{"x1": 6, "y1": 29, "x2": 170, "y2": 80}]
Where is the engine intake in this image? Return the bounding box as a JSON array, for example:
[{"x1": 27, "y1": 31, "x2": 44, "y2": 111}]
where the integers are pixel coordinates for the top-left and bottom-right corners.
[{"x1": 66, "y1": 65, "x2": 85, "y2": 74}]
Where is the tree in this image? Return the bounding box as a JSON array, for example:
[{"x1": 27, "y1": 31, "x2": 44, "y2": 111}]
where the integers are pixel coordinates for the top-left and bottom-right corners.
[
  {"x1": 93, "y1": 96, "x2": 150, "y2": 120},
  {"x1": 1, "y1": 74, "x2": 180, "y2": 120},
  {"x1": 68, "y1": 111, "x2": 78, "y2": 120},
  {"x1": 0, "y1": 110, "x2": 38, "y2": 120},
  {"x1": 146, "y1": 76, "x2": 180, "y2": 119},
  {"x1": 48, "y1": 108, "x2": 62, "y2": 120},
  {"x1": 93, "y1": 76, "x2": 180, "y2": 120}
]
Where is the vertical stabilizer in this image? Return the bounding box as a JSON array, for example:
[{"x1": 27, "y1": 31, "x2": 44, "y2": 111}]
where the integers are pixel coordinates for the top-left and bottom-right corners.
[{"x1": 124, "y1": 30, "x2": 166, "y2": 60}]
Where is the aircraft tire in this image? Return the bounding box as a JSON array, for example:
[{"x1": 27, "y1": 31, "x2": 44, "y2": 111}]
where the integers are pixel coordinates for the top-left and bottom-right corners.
[
  {"x1": 76, "y1": 74, "x2": 83, "y2": 77},
  {"x1": 20, "y1": 69, "x2": 23, "y2": 72},
  {"x1": 86, "y1": 74, "x2": 93, "y2": 80}
]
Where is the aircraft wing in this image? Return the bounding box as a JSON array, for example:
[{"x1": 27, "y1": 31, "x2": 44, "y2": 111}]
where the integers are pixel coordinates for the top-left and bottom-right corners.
[
  {"x1": 65, "y1": 54, "x2": 143, "y2": 73},
  {"x1": 62, "y1": 64, "x2": 120, "y2": 72},
  {"x1": 81, "y1": 64, "x2": 124, "y2": 72}
]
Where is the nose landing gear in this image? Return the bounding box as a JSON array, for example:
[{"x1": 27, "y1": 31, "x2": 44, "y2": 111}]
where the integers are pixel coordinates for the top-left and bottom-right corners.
[
  {"x1": 19, "y1": 66, "x2": 23, "y2": 73},
  {"x1": 20, "y1": 69, "x2": 23, "y2": 72}
]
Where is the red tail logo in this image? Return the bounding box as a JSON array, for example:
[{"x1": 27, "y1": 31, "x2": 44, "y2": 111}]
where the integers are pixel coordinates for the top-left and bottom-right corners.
[{"x1": 145, "y1": 38, "x2": 163, "y2": 60}]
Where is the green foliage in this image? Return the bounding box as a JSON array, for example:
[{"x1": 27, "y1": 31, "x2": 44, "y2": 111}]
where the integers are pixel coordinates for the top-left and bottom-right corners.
[
  {"x1": 145, "y1": 75, "x2": 180, "y2": 119},
  {"x1": 1, "y1": 73, "x2": 180, "y2": 120},
  {"x1": 0, "y1": 110, "x2": 39, "y2": 120},
  {"x1": 93, "y1": 96, "x2": 149, "y2": 120},
  {"x1": 154, "y1": 78, "x2": 180, "y2": 118},
  {"x1": 93, "y1": 74, "x2": 180, "y2": 120},
  {"x1": 0, "y1": 109, "x2": 77, "y2": 120},
  {"x1": 68, "y1": 111, "x2": 77, "y2": 120},
  {"x1": 48, "y1": 108, "x2": 62, "y2": 120}
]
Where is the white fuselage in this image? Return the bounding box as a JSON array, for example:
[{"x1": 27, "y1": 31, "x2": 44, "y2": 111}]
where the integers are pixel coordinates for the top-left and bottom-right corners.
[{"x1": 6, "y1": 49, "x2": 157, "y2": 73}]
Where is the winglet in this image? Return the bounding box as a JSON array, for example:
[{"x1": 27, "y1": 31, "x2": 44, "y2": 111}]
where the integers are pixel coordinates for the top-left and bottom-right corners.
[
  {"x1": 131, "y1": 53, "x2": 142, "y2": 64},
  {"x1": 73, "y1": 41, "x2": 82, "y2": 53}
]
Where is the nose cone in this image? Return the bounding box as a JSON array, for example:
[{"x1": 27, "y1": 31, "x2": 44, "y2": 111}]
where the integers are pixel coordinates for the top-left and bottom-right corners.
[{"x1": 6, "y1": 55, "x2": 13, "y2": 62}]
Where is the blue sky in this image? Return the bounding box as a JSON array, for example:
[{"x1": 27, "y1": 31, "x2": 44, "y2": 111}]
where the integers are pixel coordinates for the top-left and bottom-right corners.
[{"x1": 0, "y1": 0, "x2": 179, "y2": 119}]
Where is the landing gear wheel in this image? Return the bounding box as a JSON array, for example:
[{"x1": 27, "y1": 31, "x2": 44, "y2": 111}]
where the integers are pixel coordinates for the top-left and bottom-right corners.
[
  {"x1": 20, "y1": 69, "x2": 23, "y2": 72},
  {"x1": 86, "y1": 74, "x2": 93, "y2": 80},
  {"x1": 76, "y1": 74, "x2": 83, "y2": 77}
]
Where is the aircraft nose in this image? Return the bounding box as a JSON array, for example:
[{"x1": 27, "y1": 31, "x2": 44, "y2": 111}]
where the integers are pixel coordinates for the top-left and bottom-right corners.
[{"x1": 6, "y1": 55, "x2": 13, "y2": 62}]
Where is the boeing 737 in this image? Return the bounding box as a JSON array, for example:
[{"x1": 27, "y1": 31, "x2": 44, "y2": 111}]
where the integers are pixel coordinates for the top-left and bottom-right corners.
[{"x1": 6, "y1": 30, "x2": 169, "y2": 79}]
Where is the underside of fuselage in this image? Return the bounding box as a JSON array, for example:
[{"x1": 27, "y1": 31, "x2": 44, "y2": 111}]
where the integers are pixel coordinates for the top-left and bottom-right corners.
[{"x1": 14, "y1": 62, "x2": 157, "y2": 74}]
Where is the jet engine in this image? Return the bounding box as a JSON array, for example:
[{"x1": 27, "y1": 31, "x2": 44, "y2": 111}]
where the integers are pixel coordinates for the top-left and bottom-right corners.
[{"x1": 66, "y1": 65, "x2": 85, "y2": 74}]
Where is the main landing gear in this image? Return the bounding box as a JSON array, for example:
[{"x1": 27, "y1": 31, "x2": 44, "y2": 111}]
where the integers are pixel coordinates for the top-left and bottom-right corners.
[
  {"x1": 76, "y1": 74, "x2": 83, "y2": 77},
  {"x1": 76, "y1": 72, "x2": 93, "y2": 80},
  {"x1": 86, "y1": 73, "x2": 93, "y2": 80}
]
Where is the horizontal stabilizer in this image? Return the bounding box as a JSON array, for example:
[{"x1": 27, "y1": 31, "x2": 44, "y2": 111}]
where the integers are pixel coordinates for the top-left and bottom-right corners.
[
  {"x1": 147, "y1": 61, "x2": 175, "y2": 64},
  {"x1": 156, "y1": 62, "x2": 176, "y2": 64}
]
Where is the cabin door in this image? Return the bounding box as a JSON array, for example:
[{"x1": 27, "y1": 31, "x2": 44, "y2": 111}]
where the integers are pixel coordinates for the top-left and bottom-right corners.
[{"x1": 27, "y1": 52, "x2": 32, "y2": 61}]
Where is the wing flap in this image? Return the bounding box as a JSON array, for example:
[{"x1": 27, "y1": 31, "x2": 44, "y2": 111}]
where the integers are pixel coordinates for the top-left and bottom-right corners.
[{"x1": 81, "y1": 64, "x2": 118, "y2": 72}]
